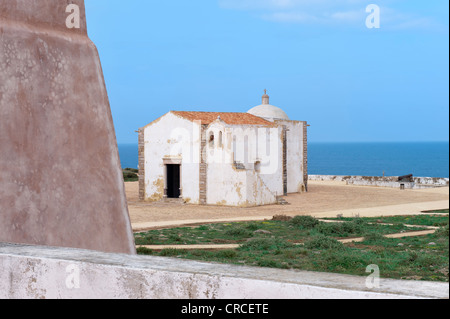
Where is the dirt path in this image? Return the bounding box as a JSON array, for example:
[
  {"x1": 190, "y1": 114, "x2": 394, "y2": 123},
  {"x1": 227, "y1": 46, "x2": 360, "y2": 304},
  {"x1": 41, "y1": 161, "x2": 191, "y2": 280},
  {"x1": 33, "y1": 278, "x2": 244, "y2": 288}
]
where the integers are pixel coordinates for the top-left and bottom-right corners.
[{"x1": 339, "y1": 230, "x2": 438, "y2": 244}]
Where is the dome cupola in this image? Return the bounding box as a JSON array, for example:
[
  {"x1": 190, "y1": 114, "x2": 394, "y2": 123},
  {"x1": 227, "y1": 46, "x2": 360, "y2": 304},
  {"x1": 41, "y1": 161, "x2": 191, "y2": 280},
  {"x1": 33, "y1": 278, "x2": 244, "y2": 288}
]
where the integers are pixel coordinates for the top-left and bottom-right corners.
[{"x1": 247, "y1": 90, "x2": 290, "y2": 121}]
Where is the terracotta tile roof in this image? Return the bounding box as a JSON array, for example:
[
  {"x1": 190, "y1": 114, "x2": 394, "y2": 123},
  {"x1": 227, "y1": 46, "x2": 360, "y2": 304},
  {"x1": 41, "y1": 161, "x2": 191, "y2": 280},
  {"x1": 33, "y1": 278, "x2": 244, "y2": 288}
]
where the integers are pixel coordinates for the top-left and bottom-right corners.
[{"x1": 171, "y1": 111, "x2": 275, "y2": 127}]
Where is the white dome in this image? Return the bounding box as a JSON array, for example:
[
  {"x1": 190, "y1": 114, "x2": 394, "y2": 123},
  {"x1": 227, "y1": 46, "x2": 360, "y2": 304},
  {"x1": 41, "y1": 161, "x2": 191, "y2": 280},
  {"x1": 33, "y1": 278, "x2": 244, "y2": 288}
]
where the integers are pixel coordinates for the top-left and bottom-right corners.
[
  {"x1": 248, "y1": 90, "x2": 290, "y2": 121},
  {"x1": 248, "y1": 104, "x2": 290, "y2": 121}
]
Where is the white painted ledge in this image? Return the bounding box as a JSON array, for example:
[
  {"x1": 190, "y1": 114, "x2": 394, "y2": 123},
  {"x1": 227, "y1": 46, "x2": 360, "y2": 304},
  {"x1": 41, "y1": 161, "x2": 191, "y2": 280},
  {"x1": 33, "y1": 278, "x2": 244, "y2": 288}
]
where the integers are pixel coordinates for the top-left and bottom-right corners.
[{"x1": 0, "y1": 243, "x2": 448, "y2": 299}]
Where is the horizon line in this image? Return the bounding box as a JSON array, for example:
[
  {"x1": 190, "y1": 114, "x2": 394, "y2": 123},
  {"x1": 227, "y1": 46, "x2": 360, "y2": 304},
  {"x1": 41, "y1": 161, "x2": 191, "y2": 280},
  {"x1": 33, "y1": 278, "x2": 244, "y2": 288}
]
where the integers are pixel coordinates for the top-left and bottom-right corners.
[{"x1": 116, "y1": 140, "x2": 450, "y2": 145}]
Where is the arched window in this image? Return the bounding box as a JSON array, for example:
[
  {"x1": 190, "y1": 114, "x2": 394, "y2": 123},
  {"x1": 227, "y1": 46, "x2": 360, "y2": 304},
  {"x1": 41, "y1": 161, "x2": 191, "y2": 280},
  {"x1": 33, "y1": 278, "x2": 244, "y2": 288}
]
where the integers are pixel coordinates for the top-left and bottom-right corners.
[{"x1": 208, "y1": 132, "x2": 215, "y2": 147}]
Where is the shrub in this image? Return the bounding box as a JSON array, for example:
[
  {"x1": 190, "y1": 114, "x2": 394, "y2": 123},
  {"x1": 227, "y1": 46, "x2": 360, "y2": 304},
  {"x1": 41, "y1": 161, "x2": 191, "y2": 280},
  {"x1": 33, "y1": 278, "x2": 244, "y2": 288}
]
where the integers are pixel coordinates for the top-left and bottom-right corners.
[
  {"x1": 189, "y1": 250, "x2": 211, "y2": 257},
  {"x1": 317, "y1": 223, "x2": 342, "y2": 236},
  {"x1": 256, "y1": 259, "x2": 287, "y2": 269},
  {"x1": 245, "y1": 222, "x2": 260, "y2": 231},
  {"x1": 123, "y1": 172, "x2": 137, "y2": 178},
  {"x1": 225, "y1": 226, "x2": 253, "y2": 237},
  {"x1": 317, "y1": 221, "x2": 364, "y2": 237},
  {"x1": 134, "y1": 234, "x2": 155, "y2": 245},
  {"x1": 215, "y1": 249, "x2": 238, "y2": 259},
  {"x1": 407, "y1": 251, "x2": 419, "y2": 262},
  {"x1": 343, "y1": 220, "x2": 364, "y2": 233},
  {"x1": 352, "y1": 218, "x2": 365, "y2": 226},
  {"x1": 239, "y1": 238, "x2": 293, "y2": 251},
  {"x1": 168, "y1": 234, "x2": 182, "y2": 242},
  {"x1": 363, "y1": 232, "x2": 385, "y2": 242},
  {"x1": 323, "y1": 250, "x2": 368, "y2": 270},
  {"x1": 136, "y1": 247, "x2": 154, "y2": 255},
  {"x1": 435, "y1": 225, "x2": 449, "y2": 238},
  {"x1": 289, "y1": 216, "x2": 319, "y2": 229},
  {"x1": 159, "y1": 249, "x2": 185, "y2": 257},
  {"x1": 123, "y1": 169, "x2": 138, "y2": 181},
  {"x1": 272, "y1": 215, "x2": 293, "y2": 222},
  {"x1": 304, "y1": 235, "x2": 345, "y2": 250},
  {"x1": 415, "y1": 254, "x2": 443, "y2": 268}
]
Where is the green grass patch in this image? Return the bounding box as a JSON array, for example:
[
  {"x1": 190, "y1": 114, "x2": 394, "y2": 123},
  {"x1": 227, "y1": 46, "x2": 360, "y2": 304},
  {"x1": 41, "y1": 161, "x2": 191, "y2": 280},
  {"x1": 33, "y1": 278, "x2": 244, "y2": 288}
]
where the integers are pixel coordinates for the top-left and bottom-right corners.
[
  {"x1": 135, "y1": 218, "x2": 426, "y2": 246},
  {"x1": 123, "y1": 168, "x2": 139, "y2": 182},
  {"x1": 136, "y1": 214, "x2": 449, "y2": 282},
  {"x1": 325, "y1": 211, "x2": 449, "y2": 227},
  {"x1": 304, "y1": 235, "x2": 345, "y2": 250},
  {"x1": 289, "y1": 216, "x2": 319, "y2": 229},
  {"x1": 239, "y1": 238, "x2": 295, "y2": 251}
]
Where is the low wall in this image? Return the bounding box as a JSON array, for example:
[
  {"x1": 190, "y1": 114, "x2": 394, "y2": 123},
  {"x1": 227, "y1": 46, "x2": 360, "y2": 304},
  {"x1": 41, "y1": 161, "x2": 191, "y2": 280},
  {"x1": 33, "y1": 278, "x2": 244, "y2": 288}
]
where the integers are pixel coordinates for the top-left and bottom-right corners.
[
  {"x1": 0, "y1": 243, "x2": 448, "y2": 299},
  {"x1": 309, "y1": 175, "x2": 449, "y2": 189}
]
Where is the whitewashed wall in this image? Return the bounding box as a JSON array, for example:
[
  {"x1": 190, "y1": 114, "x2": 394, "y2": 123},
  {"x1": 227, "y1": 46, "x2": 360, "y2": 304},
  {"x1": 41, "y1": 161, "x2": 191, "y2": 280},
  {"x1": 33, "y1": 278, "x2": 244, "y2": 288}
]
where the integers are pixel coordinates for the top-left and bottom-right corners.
[
  {"x1": 141, "y1": 114, "x2": 305, "y2": 206},
  {"x1": 205, "y1": 121, "x2": 280, "y2": 206},
  {"x1": 276, "y1": 120, "x2": 306, "y2": 194},
  {"x1": 3, "y1": 244, "x2": 447, "y2": 299},
  {"x1": 245, "y1": 170, "x2": 279, "y2": 206},
  {"x1": 143, "y1": 112, "x2": 201, "y2": 203},
  {"x1": 254, "y1": 126, "x2": 284, "y2": 198},
  {"x1": 206, "y1": 163, "x2": 277, "y2": 207}
]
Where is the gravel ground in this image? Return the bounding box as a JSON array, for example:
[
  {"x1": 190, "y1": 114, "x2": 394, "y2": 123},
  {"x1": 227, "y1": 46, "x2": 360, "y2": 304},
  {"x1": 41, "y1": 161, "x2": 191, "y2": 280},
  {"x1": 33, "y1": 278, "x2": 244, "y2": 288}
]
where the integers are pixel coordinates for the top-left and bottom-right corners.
[{"x1": 126, "y1": 181, "x2": 449, "y2": 226}]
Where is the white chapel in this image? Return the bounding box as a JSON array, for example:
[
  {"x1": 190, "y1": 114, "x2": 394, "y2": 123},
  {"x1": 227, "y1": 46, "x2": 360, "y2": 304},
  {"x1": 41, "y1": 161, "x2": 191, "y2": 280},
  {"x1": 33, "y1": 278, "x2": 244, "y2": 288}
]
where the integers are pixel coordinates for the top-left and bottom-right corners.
[{"x1": 138, "y1": 91, "x2": 309, "y2": 207}]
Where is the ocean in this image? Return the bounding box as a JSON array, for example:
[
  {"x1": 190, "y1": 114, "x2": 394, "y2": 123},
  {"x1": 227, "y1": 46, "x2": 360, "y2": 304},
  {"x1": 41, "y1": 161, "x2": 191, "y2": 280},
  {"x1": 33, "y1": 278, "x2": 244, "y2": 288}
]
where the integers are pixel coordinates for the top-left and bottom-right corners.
[
  {"x1": 118, "y1": 142, "x2": 449, "y2": 178},
  {"x1": 307, "y1": 142, "x2": 449, "y2": 178}
]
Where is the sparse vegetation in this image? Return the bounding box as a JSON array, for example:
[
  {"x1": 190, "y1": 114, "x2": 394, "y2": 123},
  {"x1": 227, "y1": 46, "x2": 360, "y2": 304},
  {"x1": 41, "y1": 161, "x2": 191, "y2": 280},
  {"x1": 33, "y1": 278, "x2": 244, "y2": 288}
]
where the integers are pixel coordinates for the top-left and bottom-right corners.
[
  {"x1": 239, "y1": 238, "x2": 294, "y2": 251},
  {"x1": 272, "y1": 215, "x2": 293, "y2": 222},
  {"x1": 123, "y1": 168, "x2": 139, "y2": 182},
  {"x1": 314, "y1": 220, "x2": 364, "y2": 237},
  {"x1": 304, "y1": 235, "x2": 345, "y2": 250},
  {"x1": 325, "y1": 210, "x2": 449, "y2": 227},
  {"x1": 435, "y1": 224, "x2": 449, "y2": 238},
  {"x1": 136, "y1": 214, "x2": 449, "y2": 282},
  {"x1": 289, "y1": 215, "x2": 319, "y2": 229},
  {"x1": 363, "y1": 232, "x2": 386, "y2": 242}
]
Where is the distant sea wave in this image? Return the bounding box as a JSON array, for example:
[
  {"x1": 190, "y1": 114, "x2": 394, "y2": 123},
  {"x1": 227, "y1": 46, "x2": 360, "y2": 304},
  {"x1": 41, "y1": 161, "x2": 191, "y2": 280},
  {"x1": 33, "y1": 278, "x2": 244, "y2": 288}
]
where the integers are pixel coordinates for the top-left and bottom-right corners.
[{"x1": 118, "y1": 142, "x2": 449, "y2": 178}]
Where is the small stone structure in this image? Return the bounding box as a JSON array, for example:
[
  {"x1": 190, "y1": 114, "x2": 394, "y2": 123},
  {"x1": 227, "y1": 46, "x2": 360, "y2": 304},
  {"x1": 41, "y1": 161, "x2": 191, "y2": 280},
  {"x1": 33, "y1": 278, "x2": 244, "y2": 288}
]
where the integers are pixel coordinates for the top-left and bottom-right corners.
[
  {"x1": 138, "y1": 91, "x2": 309, "y2": 207},
  {"x1": 0, "y1": 0, "x2": 135, "y2": 254}
]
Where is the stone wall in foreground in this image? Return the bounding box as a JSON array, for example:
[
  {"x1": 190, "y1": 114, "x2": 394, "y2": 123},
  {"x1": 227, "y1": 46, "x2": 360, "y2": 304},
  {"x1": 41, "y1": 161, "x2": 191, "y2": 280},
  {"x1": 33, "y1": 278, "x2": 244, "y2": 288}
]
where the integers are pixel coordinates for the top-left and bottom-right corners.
[
  {"x1": 0, "y1": 243, "x2": 448, "y2": 299},
  {"x1": 0, "y1": 0, "x2": 135, "y2": 254}
]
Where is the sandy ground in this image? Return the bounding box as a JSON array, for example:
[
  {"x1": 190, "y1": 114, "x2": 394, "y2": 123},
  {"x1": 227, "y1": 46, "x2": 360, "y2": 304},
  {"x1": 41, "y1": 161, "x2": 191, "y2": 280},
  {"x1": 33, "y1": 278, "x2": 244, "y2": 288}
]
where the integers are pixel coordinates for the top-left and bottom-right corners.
[{"x1": 126, "y1": 181, "x2": 449, "y2": 231}]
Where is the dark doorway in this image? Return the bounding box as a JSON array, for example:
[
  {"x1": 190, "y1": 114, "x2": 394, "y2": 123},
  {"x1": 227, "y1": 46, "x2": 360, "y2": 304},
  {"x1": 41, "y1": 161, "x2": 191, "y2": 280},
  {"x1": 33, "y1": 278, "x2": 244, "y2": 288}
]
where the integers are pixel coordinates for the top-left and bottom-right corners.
[{"x1": 166, "y1": 164, "x2": 181, "y2": 198}]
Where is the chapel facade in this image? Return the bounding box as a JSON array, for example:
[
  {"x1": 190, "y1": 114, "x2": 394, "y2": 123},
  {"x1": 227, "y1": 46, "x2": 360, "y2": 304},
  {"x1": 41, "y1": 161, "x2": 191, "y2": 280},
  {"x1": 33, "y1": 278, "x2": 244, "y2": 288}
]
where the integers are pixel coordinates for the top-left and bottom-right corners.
[{"x1": 138, "y1": 91, "x2": 308, "y2": 207}]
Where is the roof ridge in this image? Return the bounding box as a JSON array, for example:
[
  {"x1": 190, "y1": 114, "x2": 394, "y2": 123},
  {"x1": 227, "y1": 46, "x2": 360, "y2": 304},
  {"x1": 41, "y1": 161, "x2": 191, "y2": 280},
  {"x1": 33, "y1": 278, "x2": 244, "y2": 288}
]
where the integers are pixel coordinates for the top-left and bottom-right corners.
[
  {"x1": 171, "y1": 111, "x2": 275, "y2": 127},
  {"x1": 172, "y1": 111, "x2": 248, "y2": 114}
]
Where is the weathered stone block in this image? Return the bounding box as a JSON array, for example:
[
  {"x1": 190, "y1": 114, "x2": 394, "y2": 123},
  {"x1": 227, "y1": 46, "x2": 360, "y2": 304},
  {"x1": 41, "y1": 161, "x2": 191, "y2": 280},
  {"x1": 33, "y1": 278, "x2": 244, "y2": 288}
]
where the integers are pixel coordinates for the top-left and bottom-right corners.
[{"x1": 0, "y1": 0, "x2": 135, "y2": 254}]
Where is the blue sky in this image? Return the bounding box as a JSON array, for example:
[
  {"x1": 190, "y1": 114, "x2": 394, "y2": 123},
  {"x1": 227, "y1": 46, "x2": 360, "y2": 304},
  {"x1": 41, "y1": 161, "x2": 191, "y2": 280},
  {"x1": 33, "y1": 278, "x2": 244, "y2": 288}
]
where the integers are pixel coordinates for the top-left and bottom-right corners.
[{"x1": 85, "y1": 0, "x2": 449, "y2": 144}]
